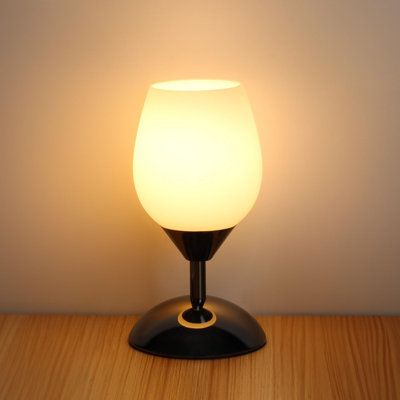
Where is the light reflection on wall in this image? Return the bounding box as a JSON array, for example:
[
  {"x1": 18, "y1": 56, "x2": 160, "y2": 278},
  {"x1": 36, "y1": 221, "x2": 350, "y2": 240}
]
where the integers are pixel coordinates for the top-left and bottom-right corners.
[{"x1": 0, "y1": 0, "x2": 399, "y2": 314}]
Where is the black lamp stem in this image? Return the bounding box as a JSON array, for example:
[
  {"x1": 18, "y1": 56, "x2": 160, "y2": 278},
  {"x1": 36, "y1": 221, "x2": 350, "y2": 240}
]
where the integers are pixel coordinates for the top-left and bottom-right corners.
[{"x1": 190, "y1": 261, "x2": 206, "y2": 311}]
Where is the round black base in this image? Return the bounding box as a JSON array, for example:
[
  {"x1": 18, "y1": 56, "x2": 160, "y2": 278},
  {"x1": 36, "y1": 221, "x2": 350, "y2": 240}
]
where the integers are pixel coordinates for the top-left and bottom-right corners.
[{"x1": 129, "y1": 295, "x2": 266, "y2": 359}]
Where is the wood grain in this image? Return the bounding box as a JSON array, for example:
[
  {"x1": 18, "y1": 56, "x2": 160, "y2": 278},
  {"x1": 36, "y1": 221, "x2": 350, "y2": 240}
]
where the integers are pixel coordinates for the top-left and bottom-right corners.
[{"x1": 0, "y1": 315, "x2": 399, "y2": 399}]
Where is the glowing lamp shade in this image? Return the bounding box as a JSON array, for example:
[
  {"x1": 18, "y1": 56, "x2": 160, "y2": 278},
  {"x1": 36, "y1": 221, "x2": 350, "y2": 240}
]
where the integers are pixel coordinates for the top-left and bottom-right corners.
[{"x1": 133, "y1": 79, "x2": 262, "y2": 232}]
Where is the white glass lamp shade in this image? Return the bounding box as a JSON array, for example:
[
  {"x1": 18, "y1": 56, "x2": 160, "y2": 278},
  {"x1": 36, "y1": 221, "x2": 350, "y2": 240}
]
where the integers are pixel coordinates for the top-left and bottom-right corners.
[{"x1": 133, "y1": 79, "x2": 262, "y2": 232}]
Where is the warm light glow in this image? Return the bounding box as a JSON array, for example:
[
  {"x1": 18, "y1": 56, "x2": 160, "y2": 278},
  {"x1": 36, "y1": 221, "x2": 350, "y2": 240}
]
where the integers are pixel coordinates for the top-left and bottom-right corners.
[
  {"x1": 152, "y1": 79, "x2": 240, "y2": 91},
  {"x1": 133, "y1": 79, "x2": 262, "y2": 231}
]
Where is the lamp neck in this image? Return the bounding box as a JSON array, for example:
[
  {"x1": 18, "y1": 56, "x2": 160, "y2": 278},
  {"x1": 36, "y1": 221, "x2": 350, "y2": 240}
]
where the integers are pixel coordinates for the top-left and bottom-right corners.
[
  {"x1": 190, "y1": 261, "x2": 206, "y2": 311},
  {"x1": 162, "y1": 227, "x2": 234, "y2": 261}
]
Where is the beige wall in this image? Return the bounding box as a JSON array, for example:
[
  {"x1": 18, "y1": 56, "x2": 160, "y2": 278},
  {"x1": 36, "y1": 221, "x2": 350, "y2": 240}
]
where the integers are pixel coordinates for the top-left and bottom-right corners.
[{"x1": 1, "y1": 1, "x2": 399, "y2": 314}]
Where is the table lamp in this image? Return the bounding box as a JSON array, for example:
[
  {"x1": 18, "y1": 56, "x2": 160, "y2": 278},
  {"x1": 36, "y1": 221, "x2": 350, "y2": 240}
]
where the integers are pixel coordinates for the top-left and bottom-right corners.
[{"x1": 129, "y1": 79, "x2": 266, "y2": 358}]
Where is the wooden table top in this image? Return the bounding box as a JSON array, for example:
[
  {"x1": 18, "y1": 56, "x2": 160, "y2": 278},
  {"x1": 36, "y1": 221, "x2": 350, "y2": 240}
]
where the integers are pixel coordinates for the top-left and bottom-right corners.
[{"x1": 0, "y1": 315, "x2": 399, "y2": 399}]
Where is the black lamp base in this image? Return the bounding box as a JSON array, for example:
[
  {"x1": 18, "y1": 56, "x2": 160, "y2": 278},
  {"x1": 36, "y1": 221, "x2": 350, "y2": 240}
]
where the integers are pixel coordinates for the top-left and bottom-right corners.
[{"x1": 129, "y1": 295, "x2": 266, "y2": 359}]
